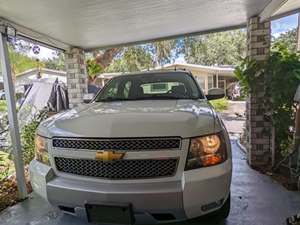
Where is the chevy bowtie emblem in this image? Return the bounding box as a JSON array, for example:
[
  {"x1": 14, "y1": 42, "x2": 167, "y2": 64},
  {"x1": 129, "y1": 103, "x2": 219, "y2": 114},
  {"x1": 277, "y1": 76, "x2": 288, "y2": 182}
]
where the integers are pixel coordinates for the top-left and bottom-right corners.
[{"x1": 95, "y1": 150, "x2": 125, "y2": 161}]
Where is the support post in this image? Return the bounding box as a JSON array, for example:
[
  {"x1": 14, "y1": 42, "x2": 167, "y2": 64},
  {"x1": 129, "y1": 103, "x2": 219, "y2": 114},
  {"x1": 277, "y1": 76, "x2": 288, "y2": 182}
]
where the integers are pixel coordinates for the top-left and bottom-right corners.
[
  {"x1": 65, "y1": 48, "x2": 88, "y2": 108},
  {"x1": 0, "y1": 32, "x2": 27, "y2": 199},
  {"x1": 297, "y1": 13, "x2": 300, "y2": 52},
  {"x1": 246, "y1": 16, "x2": 272, "y2": 167}
]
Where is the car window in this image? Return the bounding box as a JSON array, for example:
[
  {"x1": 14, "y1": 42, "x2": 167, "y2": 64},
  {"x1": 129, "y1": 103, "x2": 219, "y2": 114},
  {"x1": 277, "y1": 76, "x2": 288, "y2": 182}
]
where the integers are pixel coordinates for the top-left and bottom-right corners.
[{"x1": 95, "y1": 72, "x2": 203, "y2": 102}]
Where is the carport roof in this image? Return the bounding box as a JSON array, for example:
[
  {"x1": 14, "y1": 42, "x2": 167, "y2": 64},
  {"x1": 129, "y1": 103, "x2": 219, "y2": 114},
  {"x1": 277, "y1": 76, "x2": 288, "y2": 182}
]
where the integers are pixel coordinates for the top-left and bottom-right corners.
[{"x1": 0, "y1": 0, "x2": 299, "y2": 51}]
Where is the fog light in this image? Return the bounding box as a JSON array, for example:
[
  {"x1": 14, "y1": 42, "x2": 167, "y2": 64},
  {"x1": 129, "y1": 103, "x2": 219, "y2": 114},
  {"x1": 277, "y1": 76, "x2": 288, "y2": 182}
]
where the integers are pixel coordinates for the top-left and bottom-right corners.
[{"x1": 201, "y1": 199, "x2": 224, "y2": 212}]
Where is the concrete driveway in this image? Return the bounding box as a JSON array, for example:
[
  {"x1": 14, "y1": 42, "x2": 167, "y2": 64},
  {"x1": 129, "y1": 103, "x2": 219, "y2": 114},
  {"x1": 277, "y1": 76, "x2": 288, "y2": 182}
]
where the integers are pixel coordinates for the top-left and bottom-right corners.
[
  {"x1": 219, "y1": 101, "x2": 246, "y2": 135},
  {"x1": 1, "y1": 139, "x2": 300, "y2": 225}
]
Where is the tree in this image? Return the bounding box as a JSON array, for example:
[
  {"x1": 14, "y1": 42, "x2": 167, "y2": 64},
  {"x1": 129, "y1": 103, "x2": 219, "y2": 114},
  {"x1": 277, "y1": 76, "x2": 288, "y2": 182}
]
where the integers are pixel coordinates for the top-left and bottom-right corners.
[
  {"x1": 8, "y1": 46, "x2": 39, "y2": 80},
  {"x1": 272, "y1": 28, "x2": 298, "y2": 53},
  {"x1": 105, "y1": 46, "x2": 153, "y2": 73},
  {"x1": 43, "y1": 52, "x2": 65, "y2": 71},
  {"x1": 184, "y1": 29, "x2": 247, "y2": 66},
  {"x1": 93, "y1": 48, "x2": 121, "y2": 70},
  {"x1": 86, "y1": 58, "x2": 103, "y2": 84},
  {"x1": 150, "y1": 40, "x2": 177, "y2": 66}
]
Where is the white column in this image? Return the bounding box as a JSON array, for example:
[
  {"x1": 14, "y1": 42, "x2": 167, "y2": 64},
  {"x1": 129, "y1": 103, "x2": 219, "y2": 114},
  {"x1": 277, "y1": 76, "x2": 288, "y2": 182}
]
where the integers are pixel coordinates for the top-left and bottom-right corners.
[
  {"x1": 0, "y1": 32, "x2": 27, "y2": 199},
  {"x1": 298, "y1": 13, "x2": 300, "y2": 51},
  {"x1": 204, "y1": 75, "x2": 208, "y2": 94}
]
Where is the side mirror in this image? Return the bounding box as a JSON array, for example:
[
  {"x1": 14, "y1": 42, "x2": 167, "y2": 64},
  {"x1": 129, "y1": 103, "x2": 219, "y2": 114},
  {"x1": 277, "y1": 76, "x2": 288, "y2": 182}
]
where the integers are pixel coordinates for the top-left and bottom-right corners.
[
  {"x1": 206, "y1": 88, "x2": 225, "y2": 100},
  {"x1": 83, "y1": 93, "x2": 94, "y2": 104},
  {"x1": 294, "y1": 85, "x2": 300, "y2": 103}
]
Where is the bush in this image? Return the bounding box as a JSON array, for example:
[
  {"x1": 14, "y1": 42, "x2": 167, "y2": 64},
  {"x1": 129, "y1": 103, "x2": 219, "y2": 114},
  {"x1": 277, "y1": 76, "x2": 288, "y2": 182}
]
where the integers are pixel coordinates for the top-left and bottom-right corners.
[
  {"x1": 21, "y1": 111, "x2": 47, "y2": 164},
  {"x1": 210, "y1": 98, "x2": 229, "y2": 112},
  {"x1": 0, "y1": 151, "x2": 12, "y2": 181},
  {"x1": 235, "y1": 44, "x2": 300, "y2": 156},
  {"x1": 0, "y1": 100, "x2": 7, "y2": 112}
]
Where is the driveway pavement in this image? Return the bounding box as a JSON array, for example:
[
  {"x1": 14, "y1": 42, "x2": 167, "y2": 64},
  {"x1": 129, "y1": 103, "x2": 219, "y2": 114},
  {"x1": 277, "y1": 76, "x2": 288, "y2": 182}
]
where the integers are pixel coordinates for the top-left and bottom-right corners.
[
  {"x1": 220, "y1": 101, "x2": 246, "y2": 135},
  {"x1": 1, "y1": 139, "x2": 300, "y2": 225}
]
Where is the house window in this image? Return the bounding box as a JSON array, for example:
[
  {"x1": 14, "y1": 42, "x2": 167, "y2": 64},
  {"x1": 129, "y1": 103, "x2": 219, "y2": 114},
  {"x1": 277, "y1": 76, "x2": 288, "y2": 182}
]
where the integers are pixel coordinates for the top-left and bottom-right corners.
[
  {"x1": 195, "y1": 76, "x2": 205, "y2": 89},
  {"x1": 218, "y1": 80, "x2": 226, "y2": 90},
  {"x1": 208, "y1": 75, "x2": 214, "y2": 89}
]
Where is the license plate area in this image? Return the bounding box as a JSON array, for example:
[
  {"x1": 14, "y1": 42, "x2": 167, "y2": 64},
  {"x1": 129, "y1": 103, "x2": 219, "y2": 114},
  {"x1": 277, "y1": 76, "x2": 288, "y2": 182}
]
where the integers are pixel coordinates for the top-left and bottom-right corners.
[{"x1": 85, "y1": 203, "x2": 134, "y2": 225}]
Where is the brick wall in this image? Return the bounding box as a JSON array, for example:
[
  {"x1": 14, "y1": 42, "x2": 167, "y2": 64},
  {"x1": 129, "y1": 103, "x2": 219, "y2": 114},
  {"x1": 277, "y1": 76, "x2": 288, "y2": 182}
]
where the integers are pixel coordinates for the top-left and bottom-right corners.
[
  {"x1": 246, "y1": 16, "x2": 273, "y2": 166},
  {"x1": 65, "y1": 48, "x2": 88, "y2": 108}
]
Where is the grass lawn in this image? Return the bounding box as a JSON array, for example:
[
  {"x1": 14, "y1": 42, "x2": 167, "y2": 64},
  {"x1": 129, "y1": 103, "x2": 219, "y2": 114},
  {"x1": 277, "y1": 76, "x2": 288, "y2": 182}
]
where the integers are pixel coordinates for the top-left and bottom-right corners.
[{"x1": 210, "y1": 98, "x2": 229, "y2": 112}]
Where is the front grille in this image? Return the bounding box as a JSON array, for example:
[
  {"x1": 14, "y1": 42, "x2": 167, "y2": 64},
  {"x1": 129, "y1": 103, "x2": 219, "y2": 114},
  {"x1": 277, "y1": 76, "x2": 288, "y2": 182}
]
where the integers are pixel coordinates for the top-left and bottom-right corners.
[
  {"x1": 52, "y1": 138, "x2": 181, "y2": 151},
  {"x1": 55, "y1": 157, "x2": 178, "y2": 179}
]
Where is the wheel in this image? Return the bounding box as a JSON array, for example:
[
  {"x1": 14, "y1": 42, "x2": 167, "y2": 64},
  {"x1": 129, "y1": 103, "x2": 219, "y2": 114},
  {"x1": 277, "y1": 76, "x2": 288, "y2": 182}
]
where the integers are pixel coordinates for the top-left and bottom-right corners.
[{"x1": 211, "y1": 193, "x2": 231, "y2": 220}]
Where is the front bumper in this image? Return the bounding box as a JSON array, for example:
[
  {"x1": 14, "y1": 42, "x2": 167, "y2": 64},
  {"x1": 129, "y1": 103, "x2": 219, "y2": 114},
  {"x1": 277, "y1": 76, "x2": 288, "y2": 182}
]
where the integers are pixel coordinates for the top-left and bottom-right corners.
[{"x1": 30, "y1": 159, "x2": 231, "y2": 224}]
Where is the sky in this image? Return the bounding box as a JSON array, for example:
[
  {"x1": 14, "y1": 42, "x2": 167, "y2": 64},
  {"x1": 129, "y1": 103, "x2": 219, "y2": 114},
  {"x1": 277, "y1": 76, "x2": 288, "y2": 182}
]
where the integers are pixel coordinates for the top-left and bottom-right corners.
[
  {"x1": 271, "y1": 13, "x2": 299, "y2": 37},
  {"x1": 29, "y1": 13, "x2": 299, "y2": 61}
]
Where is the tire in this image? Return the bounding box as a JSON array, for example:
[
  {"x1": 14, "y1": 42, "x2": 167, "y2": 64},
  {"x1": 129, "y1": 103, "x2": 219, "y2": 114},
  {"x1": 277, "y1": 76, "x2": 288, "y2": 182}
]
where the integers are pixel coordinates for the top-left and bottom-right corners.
[{"x1": 211, "y1": 193, "x2": 231, "y2": 220}]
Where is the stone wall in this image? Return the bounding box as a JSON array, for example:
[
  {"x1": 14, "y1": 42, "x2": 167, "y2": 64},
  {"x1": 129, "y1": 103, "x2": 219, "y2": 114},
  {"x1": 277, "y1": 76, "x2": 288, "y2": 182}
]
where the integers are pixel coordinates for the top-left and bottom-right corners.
[
  {"x1": 246, "y1": 16, "x2": 273, "y2": 166},
  {"x1": 65, "y1": 48, "x2": 88, "y2": 108}
]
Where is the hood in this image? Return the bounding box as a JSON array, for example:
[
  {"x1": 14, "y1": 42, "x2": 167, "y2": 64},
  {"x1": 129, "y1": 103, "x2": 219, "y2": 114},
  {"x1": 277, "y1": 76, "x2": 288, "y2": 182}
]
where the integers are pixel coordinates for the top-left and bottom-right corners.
[{"x1": 38, "y1": 99, "x2": 221, "y2": 139}]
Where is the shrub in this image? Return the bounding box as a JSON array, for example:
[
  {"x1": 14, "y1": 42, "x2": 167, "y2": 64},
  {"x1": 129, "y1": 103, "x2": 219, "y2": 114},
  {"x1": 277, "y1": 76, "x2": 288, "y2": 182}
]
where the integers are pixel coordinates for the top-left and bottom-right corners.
[
  {"x1": 0, "y1": 151, "x2": 11, "y2": 181},
  {"x1": 21, "y1": 111, "x2": 47, "y2": 164},
  {"x1": 0, "y1": 100, "x2": 7, "y2": 112},
  {"x1": 210, "y1": 98, "x2": 229, "y2": 112},
  {"x1": 235, "y1": 44, "x2": 300, "y2": 156}
]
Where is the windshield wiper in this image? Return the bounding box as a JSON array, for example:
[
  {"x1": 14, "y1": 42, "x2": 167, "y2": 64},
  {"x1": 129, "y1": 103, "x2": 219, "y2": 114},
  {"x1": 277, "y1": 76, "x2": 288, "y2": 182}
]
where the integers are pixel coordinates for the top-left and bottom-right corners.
[
  {"x1": 129, "y1": 95, "x2": 191, "y2": 100},
  {"x1": 97, "y1": 96, "x2": 198, "y2": 102},
  {"x1": 97, "y1": 97, "x2": 129, "y2": 102}
]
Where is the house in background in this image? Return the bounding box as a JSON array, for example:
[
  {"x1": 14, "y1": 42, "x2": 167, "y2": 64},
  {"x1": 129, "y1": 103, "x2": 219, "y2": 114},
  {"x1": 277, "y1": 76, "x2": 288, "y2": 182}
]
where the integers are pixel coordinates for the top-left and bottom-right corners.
[
  {"x1": 93, "y1": 72, "x2": 121, "y2": 87},
  {"x1": 160, "y1": 63, "x2": 236, "y2": 94},
  {"x1": 0, "y1": 63, "x2": 237, "y2": 96},
  {"x1": 15, "y1": 68, "x2": 67, "y2": 86},
  {"x1": 94, "y1": 63, "x2": 237, "y2": 95}
]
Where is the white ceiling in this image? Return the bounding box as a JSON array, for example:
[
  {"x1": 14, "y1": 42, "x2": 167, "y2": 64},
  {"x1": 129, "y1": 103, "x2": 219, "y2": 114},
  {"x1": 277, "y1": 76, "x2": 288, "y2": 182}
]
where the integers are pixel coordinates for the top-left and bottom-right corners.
[
  {"x1": 274, "y1": 0, "x2": 300, "y2": 17},
  {"x1": 0, "y1": 0, "x2": 297, "y2": 50}
]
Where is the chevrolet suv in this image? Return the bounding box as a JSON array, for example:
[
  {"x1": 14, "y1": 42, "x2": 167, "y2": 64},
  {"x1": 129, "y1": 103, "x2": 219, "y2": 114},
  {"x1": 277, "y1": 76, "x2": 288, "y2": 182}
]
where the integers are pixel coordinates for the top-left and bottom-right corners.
[{"x1": 30, "y1": 71, "x2": 232, "y2": 224}]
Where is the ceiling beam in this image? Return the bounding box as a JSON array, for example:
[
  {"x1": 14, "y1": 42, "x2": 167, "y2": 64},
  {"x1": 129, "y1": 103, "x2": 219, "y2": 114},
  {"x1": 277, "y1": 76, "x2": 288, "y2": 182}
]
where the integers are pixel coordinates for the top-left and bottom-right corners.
[
  {"x1": 0, "y1": 18, "x2": 70, "y2": 51},
  {"x1": 260, "y1": 0, "x2": 289, "y2": 21}
]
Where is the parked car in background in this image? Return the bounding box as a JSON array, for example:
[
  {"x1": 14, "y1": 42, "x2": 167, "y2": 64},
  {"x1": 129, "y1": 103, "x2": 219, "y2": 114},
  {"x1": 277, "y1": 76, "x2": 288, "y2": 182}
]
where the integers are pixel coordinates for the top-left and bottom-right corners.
[
  {"x1": 227, "y1": 82, "x2": 242, "y2": 101},
  {"x1": 30, "y1": 71, "x2": 232, "y2": 224}
]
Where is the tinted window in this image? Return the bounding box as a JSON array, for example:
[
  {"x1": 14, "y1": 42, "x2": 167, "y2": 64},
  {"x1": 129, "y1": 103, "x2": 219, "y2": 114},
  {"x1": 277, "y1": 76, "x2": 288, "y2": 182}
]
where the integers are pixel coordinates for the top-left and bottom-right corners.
[{"x1": 95, "y1": 72, "x2": 203, "y2": 102}]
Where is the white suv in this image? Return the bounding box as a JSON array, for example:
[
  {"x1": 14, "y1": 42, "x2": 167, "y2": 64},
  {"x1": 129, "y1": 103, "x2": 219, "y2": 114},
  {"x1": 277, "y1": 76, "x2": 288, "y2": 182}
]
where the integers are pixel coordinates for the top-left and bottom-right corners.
[{"x1": 30, "y1": 71, "x2": 232, "y2": 224}]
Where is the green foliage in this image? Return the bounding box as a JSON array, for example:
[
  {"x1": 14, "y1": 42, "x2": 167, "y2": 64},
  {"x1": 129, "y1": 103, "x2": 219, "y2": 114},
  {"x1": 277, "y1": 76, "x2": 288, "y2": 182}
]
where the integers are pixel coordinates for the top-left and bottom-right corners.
[
  {"x1": 44, "y1": 52, "x2": 65, "y2": 71},
  {"x1": 106, "y1": 47, "x2": 154, "y2": 73},
  {"x1": 87, "y1": 59, "x2": 103, "y2": 78},
  {"x1": 21, "y1": 111, "x2": 47, "y2": 164},
  {"x1": 184, "y1": 29, "x2": 247, "y2": 66},
  {"x1": 151, "y1": 40, "x2": 177, "y2": 66},
  {"x1": 0, "y1": 101, "x2": 7, "y2": 112},
  {"x1": 8, "y1": 46, "x2": 40, "y2": 75},
  {"x1": 234, "y1": 58, "x2": 265, "y2": 95},
  {"x1": 210, "y1": 98, "x2": 229, "y2": 112},
  {"x1": 235, "y1": 44, "x2": 300, "y2": 155},
  {"x1": 266, "y1": 44, "x2": 300, "y2": 154},
  {"x1": 272, "y1": 28, "x2": 298, "y2": 53},
  {"x1": 0, "y1": 151, "x2": 12, "y2": 181}
]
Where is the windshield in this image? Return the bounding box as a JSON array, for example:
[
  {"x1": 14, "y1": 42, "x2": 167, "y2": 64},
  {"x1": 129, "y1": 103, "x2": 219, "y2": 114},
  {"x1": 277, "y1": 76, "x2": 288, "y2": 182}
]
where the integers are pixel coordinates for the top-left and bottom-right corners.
[{"x1": 95, "y1": 72, "x2": 203, "y2": 102}]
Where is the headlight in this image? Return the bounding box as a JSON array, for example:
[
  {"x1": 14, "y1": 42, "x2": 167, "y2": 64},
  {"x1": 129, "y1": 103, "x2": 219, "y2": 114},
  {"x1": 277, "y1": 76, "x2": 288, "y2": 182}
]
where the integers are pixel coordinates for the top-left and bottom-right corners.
[
  {"x1": 185, "y1": 133, "x2": 227, "y2": 170},
  {"x1": 35, "y1": 135, "x2": 50, "y2": 165}
]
